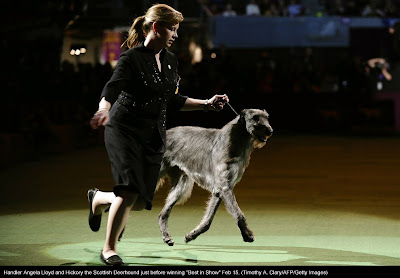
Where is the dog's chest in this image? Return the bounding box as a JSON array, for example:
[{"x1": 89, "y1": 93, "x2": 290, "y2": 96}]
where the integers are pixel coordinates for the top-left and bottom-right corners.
[{"x1": 223, "y1": 158, "x2": 249, "y2": 185}]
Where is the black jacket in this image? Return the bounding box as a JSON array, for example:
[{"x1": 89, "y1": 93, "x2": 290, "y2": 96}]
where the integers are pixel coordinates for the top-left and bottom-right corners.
[{"x1": 101, "y1": 43, "x2": 187, "y2": 148}]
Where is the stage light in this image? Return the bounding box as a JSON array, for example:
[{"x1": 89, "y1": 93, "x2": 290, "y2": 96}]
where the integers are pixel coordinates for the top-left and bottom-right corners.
[
  {"x1": 70, "y1": 44, "x2": 87, "y2": 56},
  {"x1": 189, "y1": 41, "x2": 203, "y2": 64}
]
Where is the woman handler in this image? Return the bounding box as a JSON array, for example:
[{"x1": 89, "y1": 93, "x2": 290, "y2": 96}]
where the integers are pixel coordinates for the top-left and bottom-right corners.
[{"x1": 88, "y1": 4, "x2": 228, "y2": 265}]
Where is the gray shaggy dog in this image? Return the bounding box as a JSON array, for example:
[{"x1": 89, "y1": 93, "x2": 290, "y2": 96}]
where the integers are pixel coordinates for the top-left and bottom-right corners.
[{"x1": 157, "y1": 109, "x2": 273, "y2": 246}]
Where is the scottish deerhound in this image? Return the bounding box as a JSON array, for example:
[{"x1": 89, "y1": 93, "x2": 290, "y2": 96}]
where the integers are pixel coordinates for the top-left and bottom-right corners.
[{"x1": 157, "y1": 109, "x2": 273, "y2": 246}]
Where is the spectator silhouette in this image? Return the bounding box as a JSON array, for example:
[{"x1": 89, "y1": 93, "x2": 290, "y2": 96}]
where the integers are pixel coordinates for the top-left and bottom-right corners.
[
  {"x1": 361, "y1": 0, "x2": 385, "y2": 17},
  {"x1": 246, "y1": 0, "x2": 261, "y2": 16},
  {"x1": 287, "y1": 0, "x2": 303, "y2": 17},
  {"x1": 222, "y1": 3, "x2": 237, "y2": 17}
]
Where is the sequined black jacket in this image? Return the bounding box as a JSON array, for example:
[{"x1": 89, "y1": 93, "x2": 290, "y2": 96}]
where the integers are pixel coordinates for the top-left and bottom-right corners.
[{"x1": 100, "y1": 43, "x2": 187, "y2": 148}]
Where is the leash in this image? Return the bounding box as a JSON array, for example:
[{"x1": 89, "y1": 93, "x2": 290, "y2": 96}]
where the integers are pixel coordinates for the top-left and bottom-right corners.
[
  {"x1": 226, "y1": 102, "x2": 239, "y2": 116},
  {"x1": 214, "y1": 95, "x2": 239, "y2": 116}
]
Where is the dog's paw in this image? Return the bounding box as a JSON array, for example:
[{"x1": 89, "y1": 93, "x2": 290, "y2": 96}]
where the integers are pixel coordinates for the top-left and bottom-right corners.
[
  {"x1": 243, "y1": 236, "x2": 255, "y2": 243},
  {"x1": 184, "y1": 234, "x2": 196, "y2": 243},
  {"x1": 163, "y1": 237, "x2": 175, "y2": 246},
  {"x1": 184, "y1": 235, "x2": 191, "y2": 243},
  {"x1": 242, "y1": 230, "x2": 255, "y2": 243}
]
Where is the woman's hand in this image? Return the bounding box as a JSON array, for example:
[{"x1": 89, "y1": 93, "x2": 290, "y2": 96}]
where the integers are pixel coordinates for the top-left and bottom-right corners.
[
  {"x1": 209, "y1": 94, "x2": 229, "y2": 111},
  {"x1": 90, "y1": 109, "x2": 110, "y2": 129},
  {"x1": 181, "y1": 94, "x2": 230, "y2": 112}
]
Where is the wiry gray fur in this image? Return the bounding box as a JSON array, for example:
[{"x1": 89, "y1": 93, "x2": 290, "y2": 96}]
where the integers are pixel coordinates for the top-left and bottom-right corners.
[{"x1": 157, "y1": 109, "x2": 273, "y2": 246}]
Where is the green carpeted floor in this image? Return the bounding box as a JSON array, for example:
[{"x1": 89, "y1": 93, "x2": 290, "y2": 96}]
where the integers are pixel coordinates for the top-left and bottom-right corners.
[{"x1": 1, "y1": 135, "x2": 400, "y2": 266}]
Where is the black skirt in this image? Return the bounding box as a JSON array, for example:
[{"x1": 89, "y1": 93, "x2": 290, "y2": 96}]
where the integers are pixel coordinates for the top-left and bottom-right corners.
[{"x1": 104, "y1": 123, "x2": 163, "y2": 211}]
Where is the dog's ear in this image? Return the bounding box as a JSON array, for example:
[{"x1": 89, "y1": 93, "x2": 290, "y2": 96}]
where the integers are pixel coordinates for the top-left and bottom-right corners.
[{"x1": 239, "y1": 110, "x2": 246, "y2": 125}]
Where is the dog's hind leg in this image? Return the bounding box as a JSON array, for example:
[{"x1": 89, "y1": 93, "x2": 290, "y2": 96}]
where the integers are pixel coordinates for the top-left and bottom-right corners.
[
  {"x1": 184, "y1": 195, "x2": 222, "y2": 243},
  {"x1": 158, "y1": 168, "x2": 194, "y2": 246},
  {"x1": 221, "y1": 189, "x2": 254, "y2": 242}
]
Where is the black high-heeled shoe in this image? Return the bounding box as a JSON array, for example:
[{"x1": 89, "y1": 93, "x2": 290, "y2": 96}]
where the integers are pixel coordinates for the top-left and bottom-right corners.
[
  {"x1": 100, "y1": 250, "x2": 124, "y2": 266},
  {"x1": 87, "y1": 188, "x2": 101, "y2": 232}
]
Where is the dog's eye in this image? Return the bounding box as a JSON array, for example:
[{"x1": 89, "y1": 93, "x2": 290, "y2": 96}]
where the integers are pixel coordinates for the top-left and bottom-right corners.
[{"x1": 252, "y1": 115, "x2": 259, "y2": 121}]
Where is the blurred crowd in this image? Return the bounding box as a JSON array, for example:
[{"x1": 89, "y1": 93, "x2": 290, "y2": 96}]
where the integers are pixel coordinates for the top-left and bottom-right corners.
[
  {"x1": 2, "y1": 31, "x2": 399, "y2": 165},
  {"x1": 1, "y1": 36, "x2": 115, "y2": 160},
  {"x1": 201, "y1": 0, "x2": 399, "y2": 17},
  {"x1": 1, "y1": 0, "x2": 400, "y2": 167}
]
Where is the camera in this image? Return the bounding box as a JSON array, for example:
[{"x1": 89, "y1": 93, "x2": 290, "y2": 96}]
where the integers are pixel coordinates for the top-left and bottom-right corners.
[{"x1": 375, "y1": 62, "x2": 384, "y2": 70}]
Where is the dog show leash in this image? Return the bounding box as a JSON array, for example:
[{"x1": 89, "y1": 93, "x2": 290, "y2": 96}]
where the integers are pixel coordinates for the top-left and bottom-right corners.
[
  {"x1": 226, "y1": 102, "x2": 239, "y2": 116},
  {"x1": 178, "y1": 78, "x2": 238, "y2": 116},
  {"x1": 214, "y1": 96, "x2": 239, "y2": 116}
]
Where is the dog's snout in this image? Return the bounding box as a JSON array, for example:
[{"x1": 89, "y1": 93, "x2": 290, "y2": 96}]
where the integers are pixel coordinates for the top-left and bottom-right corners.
[
  {"x1": 256, "y1": 124, "x2": 273, "y2": 136},
  {"x1": 268, "y1": 126, "x2": 273, "y2": 136}
]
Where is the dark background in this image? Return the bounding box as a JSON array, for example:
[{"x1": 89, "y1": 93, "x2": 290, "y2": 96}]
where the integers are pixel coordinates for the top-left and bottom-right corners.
[{"x1": 1, "y1": 0, "x2": 400, "y2": 168}]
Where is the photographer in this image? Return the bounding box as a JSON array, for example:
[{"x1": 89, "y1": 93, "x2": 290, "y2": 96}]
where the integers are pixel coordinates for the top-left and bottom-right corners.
[{"x1": 366, "y1": 58, "x2": 392, "y2": 82}]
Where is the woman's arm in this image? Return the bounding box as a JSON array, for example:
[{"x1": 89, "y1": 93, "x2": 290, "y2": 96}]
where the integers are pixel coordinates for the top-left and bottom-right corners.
[
  {"x1": 98, "y1": 97, "x2": 112, "y2": 111},
  {"x1": 90, "y1": 97, "x2": 112, "y2": 129},
  {"x1": 90, "y1": 52, "x2": 133, "y2": 130},
  {"x1": 181, "y1": 94, "x2": 229, "y2": 111},
  {"x1": 367, "y1": 58, "x2": 386, "y2": 68}
]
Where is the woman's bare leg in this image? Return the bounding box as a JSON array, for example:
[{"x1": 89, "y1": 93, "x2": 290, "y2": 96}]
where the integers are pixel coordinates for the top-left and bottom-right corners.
[
  {"x1": 92, "y1": 190, "x2": 146, "y2": 213},
  {"x1": 102, "y1": 189, "x2": 137, "y2": 259},
  {"x1": 92, "y1": 191, "x2": 116, "y2": 215}
]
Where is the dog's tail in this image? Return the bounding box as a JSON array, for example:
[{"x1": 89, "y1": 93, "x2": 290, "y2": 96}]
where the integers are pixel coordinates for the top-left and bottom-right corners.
[
  {"x1": 156, "y1": 169, "x2": 195, "y2": 206},
  {"x1": 156, "y1": 175, "x2": 168, "y2": 192}
]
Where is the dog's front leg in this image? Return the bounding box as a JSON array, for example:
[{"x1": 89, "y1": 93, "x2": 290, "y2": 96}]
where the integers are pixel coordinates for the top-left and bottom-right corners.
[
  {"x1": 158, "y1": 196, "x2": 178, "y2": 246},
  {"x1": 159, "y1": 172, "x2": 194, "y2": 246},
  {"x1": 158, "y1": 186, "x2": 182, "y2": 246},
  {"x1": 221, "y1": 188, "x2": 254, "y2": 242},
  {"x1": 184, "y1": 195, "x2": 222, "y2": 243}
]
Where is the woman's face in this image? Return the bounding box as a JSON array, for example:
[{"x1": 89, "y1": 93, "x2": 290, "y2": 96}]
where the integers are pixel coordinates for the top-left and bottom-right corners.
[{"x1": 157, "y1": 22, "x2": 179, "y2": 48}]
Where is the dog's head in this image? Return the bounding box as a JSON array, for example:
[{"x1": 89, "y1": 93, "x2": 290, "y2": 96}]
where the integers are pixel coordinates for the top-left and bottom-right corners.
[{"x1": 239, "y1": 109, "x2": 273, "y2": 148}]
